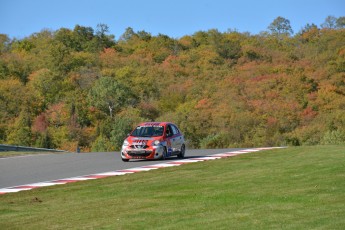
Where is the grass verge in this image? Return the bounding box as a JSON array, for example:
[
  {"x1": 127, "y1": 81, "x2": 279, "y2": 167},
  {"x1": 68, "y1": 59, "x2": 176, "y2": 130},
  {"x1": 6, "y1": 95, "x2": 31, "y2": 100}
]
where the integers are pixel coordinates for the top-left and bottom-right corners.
[
  {"x1": 0, "y1": 151, "x2": 58, "y2": 158},
  {"x1": 0, "y1": 145, "x2": 344, "y2": 229}
]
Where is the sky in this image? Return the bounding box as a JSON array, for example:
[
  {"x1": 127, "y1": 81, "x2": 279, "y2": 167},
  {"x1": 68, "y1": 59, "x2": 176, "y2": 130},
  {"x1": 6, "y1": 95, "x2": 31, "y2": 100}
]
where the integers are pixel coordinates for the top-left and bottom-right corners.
[{"x1": 1, "y1": 0, "x2": 344, "y2": 40}]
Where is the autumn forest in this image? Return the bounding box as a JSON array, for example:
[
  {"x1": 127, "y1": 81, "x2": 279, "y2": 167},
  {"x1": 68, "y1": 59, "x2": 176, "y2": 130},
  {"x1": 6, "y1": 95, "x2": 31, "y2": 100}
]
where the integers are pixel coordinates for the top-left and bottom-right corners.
[{"x1": 0, "y1": 16, "x2": 344, "y2": 152}]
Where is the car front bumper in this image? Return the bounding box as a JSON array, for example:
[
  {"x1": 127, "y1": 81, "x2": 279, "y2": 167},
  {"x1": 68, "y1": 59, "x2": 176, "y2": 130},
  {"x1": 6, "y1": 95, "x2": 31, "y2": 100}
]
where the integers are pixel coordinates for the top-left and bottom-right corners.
[{"x1": 121, "y1": 145, "x2": 164, "y2": 160}]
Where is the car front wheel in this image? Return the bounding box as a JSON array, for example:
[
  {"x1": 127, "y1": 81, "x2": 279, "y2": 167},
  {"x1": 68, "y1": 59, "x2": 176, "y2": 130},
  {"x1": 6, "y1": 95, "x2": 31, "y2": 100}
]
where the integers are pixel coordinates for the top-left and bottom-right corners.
[{"x1": 161, "y1": 147, "x2": 167, "y2": 160}]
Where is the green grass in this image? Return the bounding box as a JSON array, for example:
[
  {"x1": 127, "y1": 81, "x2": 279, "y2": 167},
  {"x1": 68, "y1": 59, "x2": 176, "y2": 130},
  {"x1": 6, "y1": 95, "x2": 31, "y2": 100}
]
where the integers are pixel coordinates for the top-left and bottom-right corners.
[{"x1": 0, "y1": 145, "x2": 344, "y2": 229}]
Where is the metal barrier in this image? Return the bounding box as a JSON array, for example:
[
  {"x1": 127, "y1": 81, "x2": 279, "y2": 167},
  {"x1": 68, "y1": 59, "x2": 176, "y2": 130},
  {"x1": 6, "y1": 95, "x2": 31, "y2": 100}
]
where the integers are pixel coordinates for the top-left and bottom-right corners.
[{"x1": 0, "y1": 144, "x2": 66, "y2": 152}]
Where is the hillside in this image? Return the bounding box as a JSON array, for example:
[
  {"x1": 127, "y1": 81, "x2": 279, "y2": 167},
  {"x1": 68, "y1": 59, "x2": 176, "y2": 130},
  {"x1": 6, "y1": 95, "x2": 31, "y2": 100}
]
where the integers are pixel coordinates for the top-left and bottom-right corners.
[{"x1": 0, "y1": 19, "x2": 344, "y2": 151}]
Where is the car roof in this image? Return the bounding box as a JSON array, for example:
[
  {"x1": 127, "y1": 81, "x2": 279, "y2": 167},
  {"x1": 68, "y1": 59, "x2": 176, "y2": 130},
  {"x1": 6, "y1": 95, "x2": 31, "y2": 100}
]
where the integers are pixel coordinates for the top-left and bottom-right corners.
[{"x1": 138, "y1": 122, "x2": 174, "y2": 127}]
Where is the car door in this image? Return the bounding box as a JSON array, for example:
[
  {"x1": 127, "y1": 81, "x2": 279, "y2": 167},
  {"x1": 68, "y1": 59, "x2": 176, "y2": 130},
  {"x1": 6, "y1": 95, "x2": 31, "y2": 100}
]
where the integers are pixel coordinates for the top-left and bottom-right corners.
[
  {"x1": 165, "y1": 125, "x2": 175, "y2": 156},
  {"x1": 170, "y1": 124, "x2": 183, "y2": 151},
  {"x1": 167, "y1": 124, "x2": 182, "y2": 153}
]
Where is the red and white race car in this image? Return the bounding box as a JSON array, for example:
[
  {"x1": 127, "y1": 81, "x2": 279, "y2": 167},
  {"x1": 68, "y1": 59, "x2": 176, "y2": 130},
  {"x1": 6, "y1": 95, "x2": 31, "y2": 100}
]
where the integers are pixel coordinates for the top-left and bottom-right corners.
[{"x1": 121, "y1": 122, "x2": 185, "y2": 162}]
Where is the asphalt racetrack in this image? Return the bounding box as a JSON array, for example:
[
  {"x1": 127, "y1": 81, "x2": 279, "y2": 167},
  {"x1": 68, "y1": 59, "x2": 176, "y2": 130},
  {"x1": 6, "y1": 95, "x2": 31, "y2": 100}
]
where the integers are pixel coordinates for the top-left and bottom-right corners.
[{"x1": 0, "y1": 149, "x2": 242, "y2": 189}]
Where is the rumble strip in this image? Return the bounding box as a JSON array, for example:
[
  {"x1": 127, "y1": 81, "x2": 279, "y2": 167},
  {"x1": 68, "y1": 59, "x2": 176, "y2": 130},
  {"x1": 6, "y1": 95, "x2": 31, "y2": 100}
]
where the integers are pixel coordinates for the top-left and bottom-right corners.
[{"x1": 0, "y1": 147, "x2": 284, "y2": 195}]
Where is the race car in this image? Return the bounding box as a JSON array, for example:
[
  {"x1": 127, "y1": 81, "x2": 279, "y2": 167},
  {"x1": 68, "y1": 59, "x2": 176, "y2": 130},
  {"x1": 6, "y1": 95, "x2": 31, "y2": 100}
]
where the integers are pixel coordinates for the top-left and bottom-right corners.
[{"x1": 121, "y1": 122, "x2": 185, "y2": 162}]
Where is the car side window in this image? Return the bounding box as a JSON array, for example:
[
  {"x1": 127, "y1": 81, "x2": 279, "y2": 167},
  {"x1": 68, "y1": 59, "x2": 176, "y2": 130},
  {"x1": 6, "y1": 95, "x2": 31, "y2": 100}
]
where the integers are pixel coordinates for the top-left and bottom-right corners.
[
  {"x1": 166, "y1": 125, "x2": 173, "y2": 137},
  {"x1": 171, "y1": 125, "x2": 179, "y2": 135}
]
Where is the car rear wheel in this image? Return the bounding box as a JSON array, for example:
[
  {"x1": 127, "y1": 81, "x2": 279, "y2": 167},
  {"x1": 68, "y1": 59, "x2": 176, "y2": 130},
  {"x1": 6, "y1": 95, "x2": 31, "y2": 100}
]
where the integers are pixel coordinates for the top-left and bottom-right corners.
[{"x1": 177, "y1": 144, "x2": 185, "y2": 158}]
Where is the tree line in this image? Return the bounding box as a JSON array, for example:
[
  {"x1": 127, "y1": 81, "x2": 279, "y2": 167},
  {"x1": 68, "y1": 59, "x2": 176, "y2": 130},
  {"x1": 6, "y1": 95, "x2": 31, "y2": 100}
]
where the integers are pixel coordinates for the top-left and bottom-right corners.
[{"x1": 0, "y1": 16, "x2": 344, "y2": 151}]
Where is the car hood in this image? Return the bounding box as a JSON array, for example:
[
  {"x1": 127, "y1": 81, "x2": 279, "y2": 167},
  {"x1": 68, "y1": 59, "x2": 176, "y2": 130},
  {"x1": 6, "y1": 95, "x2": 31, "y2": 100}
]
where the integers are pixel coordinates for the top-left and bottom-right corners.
[{"x1": 126, "y1": 136, "x2": 162, "y2": 146}]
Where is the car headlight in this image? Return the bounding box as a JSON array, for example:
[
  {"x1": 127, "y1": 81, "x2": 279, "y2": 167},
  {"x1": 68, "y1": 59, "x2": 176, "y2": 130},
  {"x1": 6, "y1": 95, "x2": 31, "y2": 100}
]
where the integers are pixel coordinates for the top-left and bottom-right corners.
[
  {"x1": 123, "y1": 140, "x2": 129, "y2": 146},
  {"x1": 152, "y1": 140, "x2": 161, "y2": 146}
]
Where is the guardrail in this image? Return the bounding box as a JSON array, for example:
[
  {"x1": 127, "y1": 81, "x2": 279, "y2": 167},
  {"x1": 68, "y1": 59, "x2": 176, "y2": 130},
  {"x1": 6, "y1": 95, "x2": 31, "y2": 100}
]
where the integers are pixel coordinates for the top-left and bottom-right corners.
[{"x1": 0, "y1": 144, "x2": 66, "y2": 152}]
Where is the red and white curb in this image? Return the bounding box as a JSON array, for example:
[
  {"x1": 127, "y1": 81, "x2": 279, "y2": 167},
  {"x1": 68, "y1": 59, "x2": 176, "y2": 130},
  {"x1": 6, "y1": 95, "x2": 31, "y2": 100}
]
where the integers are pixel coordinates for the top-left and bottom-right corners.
[{"x1": 0, "y1": 147, "x2": 284, "y2": 195}]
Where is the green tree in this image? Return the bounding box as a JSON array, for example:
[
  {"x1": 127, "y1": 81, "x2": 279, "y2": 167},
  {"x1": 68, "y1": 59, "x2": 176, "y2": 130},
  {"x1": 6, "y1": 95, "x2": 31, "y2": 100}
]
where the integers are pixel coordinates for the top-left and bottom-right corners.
[
  {"x1": 0, "y1": 79, "x2": 25, "y2": 118},
  {"x1": 321, "y1": 130, "x2": 345, "y2": 144},
  {"x1": 0, "y1": 52, "x2": 31, "y2": 83},
  {"x1": 49, "y1": 41, "x2": 72, "y2": 74},
  {"x1": 95, "y1": 23, "x2": 115, "y2": 51},
  {"x1": 0, "y1": 34, "x2": 10, "y2": 54},
  {"x1": 137, "y1": 30, "x2": 152, "y2": 41},
  {"x1": 268, "y1": 16, "x2": 293, "y2": 36},
  {"x1": 55, "y1": 28, "x2": 77, "y2": 50},
  {"x1": 6, "y1": 108, "x2": 32, "y2": 146},
  {"x1": 207, "y1": 29, "x2": 242, "y2": 60},
  {"x1": 321, "y1": 15, "x2": 337, "y2": 29},
  {"x1": 72, "y1": 25, "x2": 94, "y2": 51},
  {"x1": 119, "y1": 27, "x2": 137, "y2": 41},
  {"x1": 92, "y1": 115, "x2": 134, "y2": 151},
  {"x1": 336, "y1": 16, "x2": 345, "y2": 28},
  {"x1": 88, "y1": 77, "x2": 135, "y2": 117},
  {"x1": 91, "y1": 135, "x2": 113, "y2": 152},
  {"x1": 148, "y1": 34, "x2": 176, "y2": 63},
  {"x1": 27, "y1": 69, "x2": 64, "y2": 107},
  {"x1": 299, "y1": 23, "x2": 318, "y2": 34},
  {"x1": 12, "y1": 39, "x2": 35, "y2": 53},
  {"x1": 217, "y1": 39, "x2": 241, "y2": 60}
]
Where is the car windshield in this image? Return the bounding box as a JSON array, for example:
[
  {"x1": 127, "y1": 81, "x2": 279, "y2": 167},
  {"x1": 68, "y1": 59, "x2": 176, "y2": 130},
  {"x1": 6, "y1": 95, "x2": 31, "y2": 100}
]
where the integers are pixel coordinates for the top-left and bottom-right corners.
[{"x1": 131, "y1": 126, "x2": 164, "y2": 137}]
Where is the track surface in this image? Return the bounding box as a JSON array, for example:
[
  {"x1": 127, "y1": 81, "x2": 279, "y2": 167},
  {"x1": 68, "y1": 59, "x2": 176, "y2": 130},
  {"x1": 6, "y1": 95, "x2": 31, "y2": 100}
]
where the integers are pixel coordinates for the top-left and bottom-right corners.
[{"x1": 0, "y1": 149, "x2": 242, "y2": 189}]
